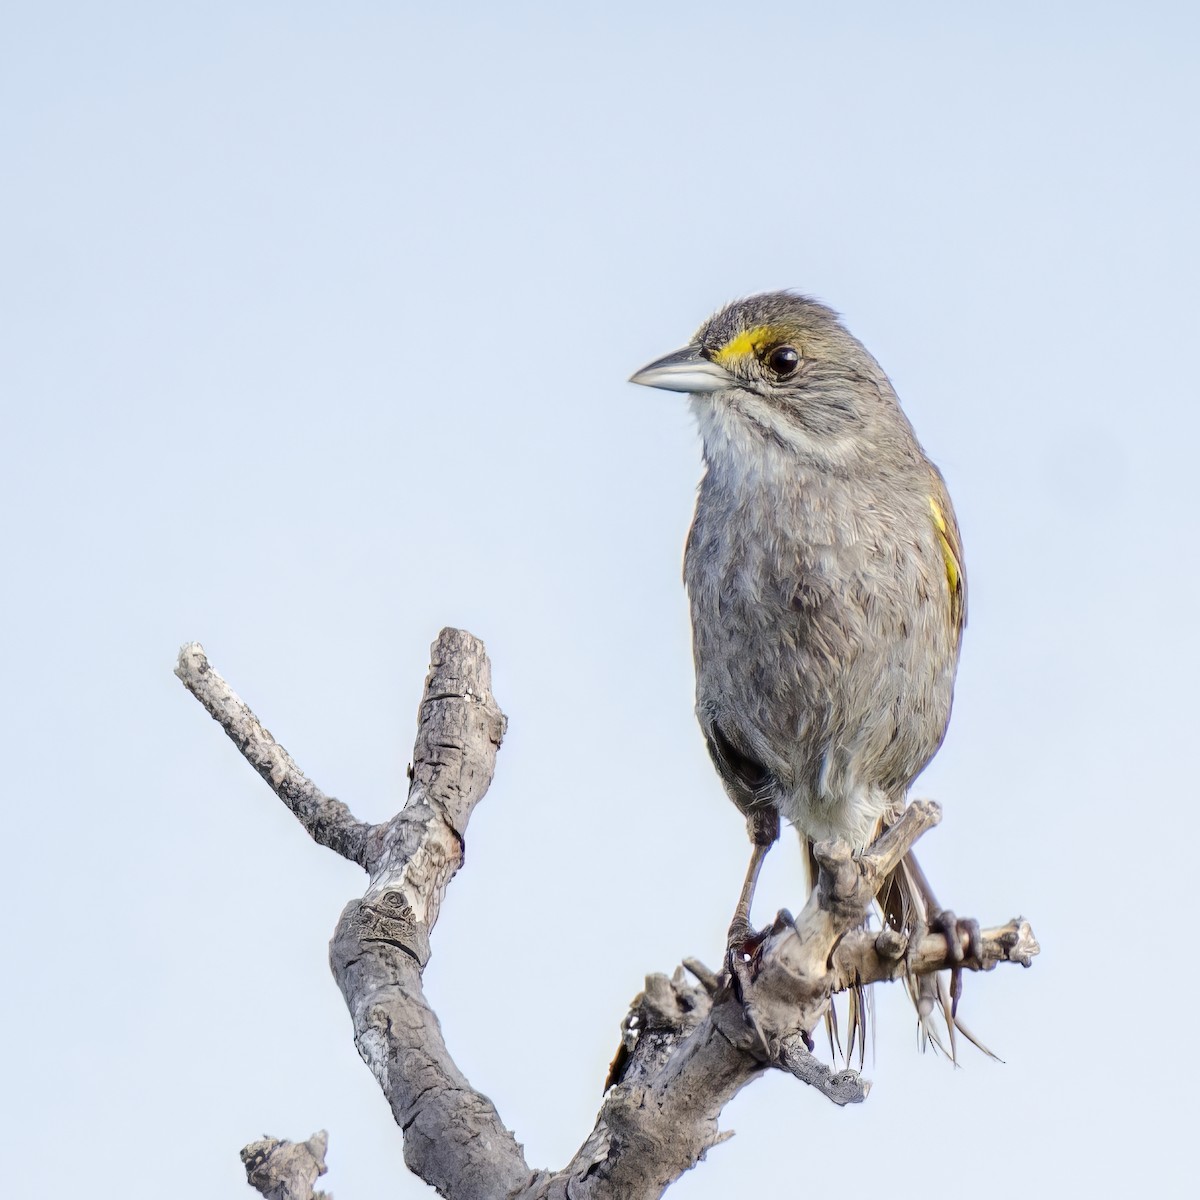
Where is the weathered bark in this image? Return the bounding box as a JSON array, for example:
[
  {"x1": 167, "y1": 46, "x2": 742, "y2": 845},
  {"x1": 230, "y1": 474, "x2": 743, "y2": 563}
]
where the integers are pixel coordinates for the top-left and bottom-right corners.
[
  {"x1": 240, "y1": 1132, "x2": 329, "y2": 1200},
  {"x1": 176, "y1": 629, "x2": 1038, "y2": 1199}
]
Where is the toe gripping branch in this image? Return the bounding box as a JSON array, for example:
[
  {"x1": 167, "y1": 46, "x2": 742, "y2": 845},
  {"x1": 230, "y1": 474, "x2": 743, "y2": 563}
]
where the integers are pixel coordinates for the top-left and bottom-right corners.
[
  {"x1": 609, "y1": 801, "x2": 1038, "y2": 1112},
  {"x1": 705, "y1": 799, "x2": 1039, "y2": 1102}
]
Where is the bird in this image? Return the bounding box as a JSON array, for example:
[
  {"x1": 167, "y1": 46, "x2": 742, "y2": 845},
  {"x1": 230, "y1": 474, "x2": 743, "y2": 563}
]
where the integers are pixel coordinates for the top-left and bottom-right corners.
[{"x1": 630, "y1": 290, "x2": 978, "y2": 1055}]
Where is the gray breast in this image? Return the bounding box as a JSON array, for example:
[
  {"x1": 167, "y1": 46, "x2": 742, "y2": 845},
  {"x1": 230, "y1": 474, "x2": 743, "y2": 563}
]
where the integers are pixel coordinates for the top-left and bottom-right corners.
[{"x1": 685, "y1": 459, "x2": 957, "y2": 844}]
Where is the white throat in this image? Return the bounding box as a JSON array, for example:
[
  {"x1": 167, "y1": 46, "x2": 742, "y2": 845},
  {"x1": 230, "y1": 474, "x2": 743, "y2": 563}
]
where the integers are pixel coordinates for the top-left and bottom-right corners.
[{"x1": 689, "y1": 393, "x2": 854, "y2": 481}]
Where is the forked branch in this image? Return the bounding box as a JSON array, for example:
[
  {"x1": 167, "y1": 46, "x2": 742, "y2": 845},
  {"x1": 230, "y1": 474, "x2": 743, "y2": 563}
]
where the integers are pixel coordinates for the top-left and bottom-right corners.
[{"x1": 176, "y1": 629, "x2": 1038, "y2": 1200}]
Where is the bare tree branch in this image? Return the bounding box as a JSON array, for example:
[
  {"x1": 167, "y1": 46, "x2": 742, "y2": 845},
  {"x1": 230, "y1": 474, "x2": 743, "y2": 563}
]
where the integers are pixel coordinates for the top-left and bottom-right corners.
[
  {"x1": 179, "y1": 632, "x2": 537, "y2": 1196},
  {"x1": 241, "y1": 1131, "x2": 329, "y2": 1200},
  {"x1": 175, "y1": 643, "x2": 372, "y2": 868},
  {"x1": 836, "y1": 917, "x2": 1040, "y2": 990},
  {"x1": 777, "y1": 1036, "x2": 872, "y2": 1105},
  {"x1": 327, "y1": 629, "x2": 541, "y2": 1197},
  {"x1": 178, "y1": 628, "x2": 1039, "y2": 1199}
]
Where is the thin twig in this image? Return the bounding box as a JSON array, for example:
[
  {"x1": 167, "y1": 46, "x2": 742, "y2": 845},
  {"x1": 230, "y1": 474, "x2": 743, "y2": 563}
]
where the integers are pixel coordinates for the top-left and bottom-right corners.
[{"x1": 175, "y1": 643, "x2": 372, "y2": 868}]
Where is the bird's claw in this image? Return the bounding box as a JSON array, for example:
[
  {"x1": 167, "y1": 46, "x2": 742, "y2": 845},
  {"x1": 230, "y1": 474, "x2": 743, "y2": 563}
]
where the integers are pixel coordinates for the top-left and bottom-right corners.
[
  {"x1": 722, "y1": 922, "x2": 777, "y2": 1056},
  {"x1": 725, "y1": 920, "x2": 769, "y2": 980},
  {"x1": 930, "y1": 910, "x2": 982, "y2": 1016}
]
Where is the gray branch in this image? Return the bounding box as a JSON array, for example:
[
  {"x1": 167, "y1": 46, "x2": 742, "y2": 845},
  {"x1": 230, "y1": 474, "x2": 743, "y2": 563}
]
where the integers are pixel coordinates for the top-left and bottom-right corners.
[
  {"x1": 240, "y1": 1131, "x2": 329, "y2": 1200},
  {"x1": 175, "y1": 643, "x2": 372, "y2": 868},
  {"x1": 178, "y1": 629, "x2": 1039, "y2": 1199}
]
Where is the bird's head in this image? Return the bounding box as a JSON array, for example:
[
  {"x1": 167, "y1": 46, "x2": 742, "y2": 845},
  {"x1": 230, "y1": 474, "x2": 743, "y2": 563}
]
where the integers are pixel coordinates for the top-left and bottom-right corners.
[{"x1": 631, "y1": 291, "x2": 914, "y2": 469}]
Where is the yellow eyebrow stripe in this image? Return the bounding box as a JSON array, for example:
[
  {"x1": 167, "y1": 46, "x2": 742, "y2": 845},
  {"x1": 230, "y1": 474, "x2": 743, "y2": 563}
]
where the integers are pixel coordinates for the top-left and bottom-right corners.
[{"x1": 711, "y1": 325, "x2": 787, "y2": 364}]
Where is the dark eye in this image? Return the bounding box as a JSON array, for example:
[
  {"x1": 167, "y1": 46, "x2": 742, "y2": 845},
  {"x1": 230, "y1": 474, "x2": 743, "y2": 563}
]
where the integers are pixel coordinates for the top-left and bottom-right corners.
[{"x1": 766, "y1": 345, "x2": 799, "y2": 377}]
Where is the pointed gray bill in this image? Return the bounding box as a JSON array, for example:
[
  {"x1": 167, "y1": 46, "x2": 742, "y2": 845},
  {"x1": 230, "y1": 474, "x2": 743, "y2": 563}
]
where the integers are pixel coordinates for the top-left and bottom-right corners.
[{"x1": 629, "y1": 345, "x2": 735, "y2": 394}]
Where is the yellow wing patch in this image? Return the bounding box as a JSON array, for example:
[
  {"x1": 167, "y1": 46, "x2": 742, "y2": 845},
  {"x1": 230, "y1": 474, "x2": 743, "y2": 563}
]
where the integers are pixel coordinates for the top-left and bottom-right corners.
[
  {"x1": 711, "y1": 325, "x2": 788, "y2": 365},
  {"x1": 929, "y1": 495, "x2": 966, "y2": 636}
]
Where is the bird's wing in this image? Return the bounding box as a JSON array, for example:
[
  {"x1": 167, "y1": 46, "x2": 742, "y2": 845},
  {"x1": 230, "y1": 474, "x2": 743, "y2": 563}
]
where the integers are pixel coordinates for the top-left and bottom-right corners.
[
  {"x1": 927, "y1": 470, "x2": 966, "y2": 643},
  {"x1": 703, "y1": 719, "x2": 772, "y2": 808}
]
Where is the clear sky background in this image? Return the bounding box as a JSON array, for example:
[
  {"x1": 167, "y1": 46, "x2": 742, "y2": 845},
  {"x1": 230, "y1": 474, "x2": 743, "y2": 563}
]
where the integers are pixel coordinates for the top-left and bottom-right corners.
[{"x1": 3, "y1": 3, "x2": 1197, "y2": 1196}]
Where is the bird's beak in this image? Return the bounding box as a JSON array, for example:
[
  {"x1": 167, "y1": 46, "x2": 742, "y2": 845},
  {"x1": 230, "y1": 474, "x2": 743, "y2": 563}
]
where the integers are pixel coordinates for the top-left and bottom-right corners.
[{"x1": 629, "y1": 345, "x2": 735, "y2": 394}]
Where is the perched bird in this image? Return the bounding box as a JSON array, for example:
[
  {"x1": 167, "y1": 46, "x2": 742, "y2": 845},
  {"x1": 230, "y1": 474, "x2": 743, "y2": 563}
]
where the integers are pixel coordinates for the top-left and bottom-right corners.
[{"x1": 631, "y1": 291, "x2": 976, "y2": 1053}]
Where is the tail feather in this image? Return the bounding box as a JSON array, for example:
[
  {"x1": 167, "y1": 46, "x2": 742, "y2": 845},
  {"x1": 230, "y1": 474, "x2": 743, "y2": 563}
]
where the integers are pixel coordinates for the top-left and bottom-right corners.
[
  {"x1": 884, "y1": 844, "x2": 998, "y2": 1062},
  {"x1": 806, "y1": 829, "x2": 996, "y2": 1064}
]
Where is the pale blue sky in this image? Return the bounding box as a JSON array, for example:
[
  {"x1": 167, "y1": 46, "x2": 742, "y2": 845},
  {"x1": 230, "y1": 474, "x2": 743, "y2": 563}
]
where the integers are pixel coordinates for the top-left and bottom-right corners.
[{"x1": 3, "y1": 3, "x2": 1197, "y2": 1196}]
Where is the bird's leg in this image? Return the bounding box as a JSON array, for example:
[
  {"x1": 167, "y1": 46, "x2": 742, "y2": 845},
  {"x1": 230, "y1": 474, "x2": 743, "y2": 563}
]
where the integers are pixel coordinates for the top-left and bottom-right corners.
[
  {"x1": 903, "y1": 851, "x2": 982, "y2": 1016},
  {"x1": 727, "y1": 809, "x2": 780, "y2": 962},
  {"x1": 724, "y1": 812, "x2": 780, "y2": 1052}
]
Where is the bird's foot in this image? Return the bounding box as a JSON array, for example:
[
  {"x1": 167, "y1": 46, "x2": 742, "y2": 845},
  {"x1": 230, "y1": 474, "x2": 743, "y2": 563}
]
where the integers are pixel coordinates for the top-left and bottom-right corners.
[
  {"x1": 725, "y1": 917, "x2": 769, "y2": 981},
  {"x1": 929, "y1": 910, "x2": 982, "y2": 1016},
  {"x1": 723, "y1": 911, "x2": 807, "y2": 1057},
  {"x1": 724, "y1": 926, "x2": 768, "y2": 1054}
]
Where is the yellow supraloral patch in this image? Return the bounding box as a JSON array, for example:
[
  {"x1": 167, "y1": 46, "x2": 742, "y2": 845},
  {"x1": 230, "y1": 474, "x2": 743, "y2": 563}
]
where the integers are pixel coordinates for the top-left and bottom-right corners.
[{"x1": 711, "y1": 325, "x2": 788, "y2": 365}]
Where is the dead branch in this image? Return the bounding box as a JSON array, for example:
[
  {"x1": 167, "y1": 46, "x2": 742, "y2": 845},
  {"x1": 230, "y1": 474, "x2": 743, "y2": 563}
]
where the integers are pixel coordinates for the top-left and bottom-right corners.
[
  {"x1": 175, "y1": 644, "x2": 372, "y2": 868},
  {"x1": 177, "y1": 628, "x2": 1038, "y2": 1199},
  {"x1": 240, "y1": 1132, "x2": 330, "y2": 1200}
]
